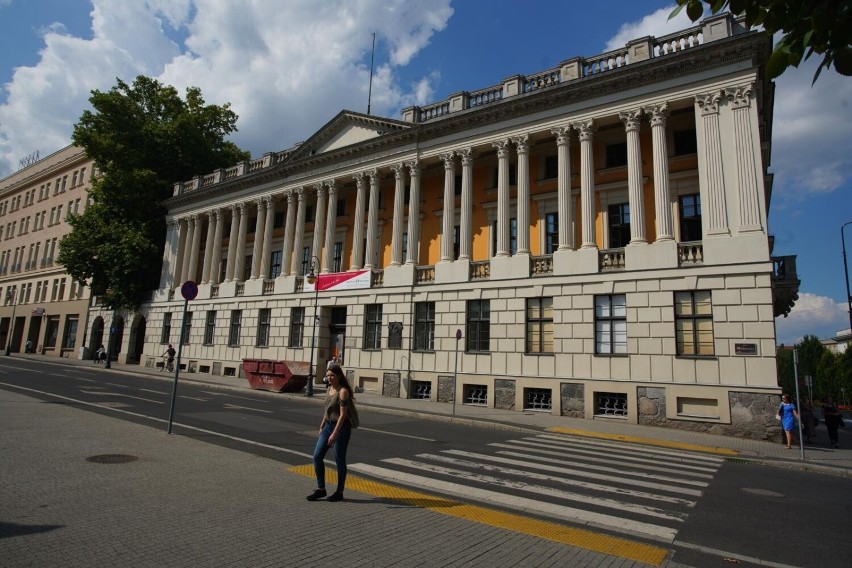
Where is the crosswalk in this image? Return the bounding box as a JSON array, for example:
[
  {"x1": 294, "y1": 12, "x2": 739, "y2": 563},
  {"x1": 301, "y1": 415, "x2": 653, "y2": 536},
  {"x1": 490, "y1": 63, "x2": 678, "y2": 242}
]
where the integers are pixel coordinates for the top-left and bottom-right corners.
[{"x1": 349, "y1": 433, "x2": 725, "y2": 543}]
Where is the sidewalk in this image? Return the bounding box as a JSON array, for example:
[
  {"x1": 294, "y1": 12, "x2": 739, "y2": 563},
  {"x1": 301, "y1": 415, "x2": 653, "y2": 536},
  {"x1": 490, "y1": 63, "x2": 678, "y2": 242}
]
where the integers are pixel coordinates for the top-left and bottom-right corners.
[{"x1": 16, "y1": 352, "x2": 852, "y2": 476}]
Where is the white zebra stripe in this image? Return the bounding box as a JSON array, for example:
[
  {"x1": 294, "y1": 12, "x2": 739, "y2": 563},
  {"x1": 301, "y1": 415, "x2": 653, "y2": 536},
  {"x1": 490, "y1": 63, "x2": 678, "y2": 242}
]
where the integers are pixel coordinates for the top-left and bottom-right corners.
[{"x1": 535, "y1": 433, "x2": 726, "y2": 464}]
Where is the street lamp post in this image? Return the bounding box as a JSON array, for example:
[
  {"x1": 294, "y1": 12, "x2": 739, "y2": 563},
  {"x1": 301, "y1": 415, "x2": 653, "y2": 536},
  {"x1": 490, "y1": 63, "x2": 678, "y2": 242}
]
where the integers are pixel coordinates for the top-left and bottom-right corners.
[
  {"x1": 841, "y1": 221, "x2": 852, "y2": 340},
  {"x1": 305, "y1": 256, "x2": 321, "y2": 397},
  {"x1": 4, "y1": 286, "x2": 18, "y2": 356}
]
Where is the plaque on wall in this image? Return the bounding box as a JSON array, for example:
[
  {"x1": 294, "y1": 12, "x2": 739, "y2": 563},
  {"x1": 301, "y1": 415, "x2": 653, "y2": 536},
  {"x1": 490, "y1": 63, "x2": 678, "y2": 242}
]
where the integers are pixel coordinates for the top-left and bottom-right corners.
[
  {"x1": 388, "y1": 321, "x2": 403, "y2": 349},
  {"x1": 734, "y1": 343, "x2": 758, "y2": 355}
]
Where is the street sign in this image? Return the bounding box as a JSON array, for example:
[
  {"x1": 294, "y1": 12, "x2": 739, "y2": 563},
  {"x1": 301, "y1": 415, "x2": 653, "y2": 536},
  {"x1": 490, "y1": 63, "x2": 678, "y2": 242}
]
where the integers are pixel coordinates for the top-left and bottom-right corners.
[{"x1": 181, "y1": 280, "x2": 198, "y2": 301}]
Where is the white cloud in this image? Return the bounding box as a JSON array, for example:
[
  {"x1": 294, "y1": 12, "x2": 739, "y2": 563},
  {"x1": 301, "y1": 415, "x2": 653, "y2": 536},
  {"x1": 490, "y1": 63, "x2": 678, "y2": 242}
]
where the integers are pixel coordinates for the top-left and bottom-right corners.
[
  {"x1": 603, "y1": 5, "x2": 694, "y2": 52},
  {"x1": 775, "y1": 292, "x2": 849, "y2": 345},
  {"x1": 0, "y1": 0, "x2": 453, "y2": 177}
]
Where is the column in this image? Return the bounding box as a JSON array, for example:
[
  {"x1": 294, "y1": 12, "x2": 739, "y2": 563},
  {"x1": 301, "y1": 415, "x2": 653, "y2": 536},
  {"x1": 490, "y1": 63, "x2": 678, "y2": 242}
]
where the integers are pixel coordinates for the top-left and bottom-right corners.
[
  {"x1": 620, "y1": 109, "x2": 647, "y2": 244},
  {"x1": 493, "y1": 139, "x2": 511, "y2": 256},
  {"x1": 172, "y1": 218, "x2": 187, "y2": 286},
  {"x1": 551, "y1": 126, "x2": 574, "y2": 250},
  {"x1": 406, "y1": 161, "x2": 421, "y2": 265},
  {"x1": 210, "y1": 209, "x2": 225, "y2": 284},
  {"x1": 364, "y1": 169, "x2": 380, "y2": 269},
  {"x1": 281, "y1": 191, "x2": 296, "y2": 277},
  {"x1": 260, "y1": 196, "x2": 275, "y2": 277},
  {"x1": 201, "y1": 210, "x2": 216, "y2": 283},
  {"x1": 695, "y1": 92, "x2": 729, "y2": 235},
  {"x1": 440, "y1": 153, "x2": 456, "y2": 262},
  {"x1": 574, "y1": 120, "x2": 597, "y2": 249},
  {"x1": 513, "y1": 134, "x2": 530, "y2": 254},
  {"x1": 291, "y1": 188, "x2": 307, "y2": 276},
  {"x1": 312, "y1": 184, "x2": 327, "y2": 267},
  {"x1": 225, "y1": 205, "x2": 239, "y2": 281},
  {"x1": 390, "y1": 163, "x2": 405, "y2": 266},
  {"x1": 647, "y1": 104, "x2": 673, "y2": 241},
  {"x1": 187, "y1": 214, "x2": 203, "y2": 283},
  {"x1": 323, "y1": 180, "x2": 337, "y2": 273},
  {"x1": 250, "y1": 198, "x2": 266, "y2": 279},
  {"x1": 235, "y1": 202, "x2": 249, "y2": 281},
  {"x1": 179, "y1": 215, "x2": 195, "y2": 284},
  {"x1": 351, "y1": 173, "x2": 366, "y2": 270},
  {"x1": 725, "y1": 83, "x2": 762, "y2": 232},
  {"x1": 458, "y1": 149, "x2": 474, "y2": 261}
]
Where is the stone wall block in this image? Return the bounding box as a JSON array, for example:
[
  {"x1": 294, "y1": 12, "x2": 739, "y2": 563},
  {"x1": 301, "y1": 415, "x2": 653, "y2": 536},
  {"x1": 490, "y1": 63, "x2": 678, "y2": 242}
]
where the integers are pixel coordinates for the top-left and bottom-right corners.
[
  {"x1": 494, "y1": 378, "x2": 516, "y2": 410},
  {"x1": 382, "y1": 372, "x2": 400, "y2": 398},
  {"x1": 560, "y1": 383, "x2": 585, "y2": 418}
]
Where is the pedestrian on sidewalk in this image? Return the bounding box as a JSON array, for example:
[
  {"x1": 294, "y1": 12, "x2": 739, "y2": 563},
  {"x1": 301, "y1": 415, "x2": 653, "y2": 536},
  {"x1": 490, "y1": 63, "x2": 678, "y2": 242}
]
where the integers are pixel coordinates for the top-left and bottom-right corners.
[
  {"x1": 800, "y1": 399, "x2": 817, "y2": 444},
  {"x1": 307, "y1": 364, "x2": 359, "y2": 502},
  {"x1": 778, "y1": 394, "x2": 799, "y2": 449},
  {"x1": 822, "y1": 397, "x2": 843, "y2": 448}
]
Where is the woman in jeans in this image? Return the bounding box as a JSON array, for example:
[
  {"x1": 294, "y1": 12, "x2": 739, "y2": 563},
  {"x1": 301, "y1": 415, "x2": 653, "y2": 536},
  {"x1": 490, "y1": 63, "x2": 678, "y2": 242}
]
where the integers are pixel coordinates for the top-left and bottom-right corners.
[{"x1": 307, "y1": 364, "x2": 358, "y2": 502}]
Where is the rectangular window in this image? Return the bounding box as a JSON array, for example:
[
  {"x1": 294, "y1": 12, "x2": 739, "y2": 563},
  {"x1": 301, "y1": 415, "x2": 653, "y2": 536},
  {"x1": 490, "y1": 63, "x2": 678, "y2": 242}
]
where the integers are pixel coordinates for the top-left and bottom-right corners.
[
  {"x1": 545, "y1": 212, "x2": 558, "y2": 254},
  {"x1": 256, "y1": 308, "x2": 271, "y2": 346},
  {"x1": 243, "y1": 255, "x2": 252, "y2": 281},
  {"x1": 62, "y1": 316, "x2": 79, "y2": 349},
  {"x1": 606, "y1": 142, "x2": 628, "y2": 168},
  {"x1": 595, "y1": 295, "x2": 627, "y2": 354},
  {"x1": 675, "y1": 290, "x2": 714, "y2": 356},
  {"x1": 414, "y1": 302, "x2": 435, "y2": 351},
  {"x1": 526, "y1": 297, "x2": 553, "y2": 354},
  {"x1": 543, "y1": 155, "x2": 558, "y2": 180},
  {"x1": 181, "y1": 311, "x2": 192, "y2": 345},
  {"x1": 273, "y1": 211, "x2": 285, "y2": 228},
  {"x1": 289, "y1": 307, "x2": 305, "y2": 348},
  {"x1": 44, "y1": 316, "x2": 60, "y2": 348},
  {"x1": 333, "y1": 241, "x2": 343, "y2": 273},
  {"x1": 336, "y1": 197, "x2": 347, "y2": 218},
  {"x1": 491, "y1": 218, "x2": 518, "y2": 256},
  {"x1": 161, "y1": 312, "x2": 172, "y2": 345},
  {"x1": 364, "y1": 304, "x2": 383, "y2": 350},
  {"x1": 608, "y1": 203, "x2": 630, "y2": 248},
  {"x1": 269, "y1": 250, "x2": 282, "y2": 278},
  {"x1": 301, "y1": 246, "x2": 310, "y2": 275},
  {"x1": 454, "y1": 174, "x2": 462, "y2": 197},
  {"x1": 466, "y1": 300, "x2": 490, "y2": 352},
  {"x1": 673, "y1": 128, "x2": 698, "y2": 156},
  {"x1": 204, "y1": 310, "x2": 216, "y2": 345},
  {"x1": 679, "y1": 194, "x2": 702, "y2": 242},
  {"x1": 228, "y1": 310, "x2": 242, "y2": 346}
]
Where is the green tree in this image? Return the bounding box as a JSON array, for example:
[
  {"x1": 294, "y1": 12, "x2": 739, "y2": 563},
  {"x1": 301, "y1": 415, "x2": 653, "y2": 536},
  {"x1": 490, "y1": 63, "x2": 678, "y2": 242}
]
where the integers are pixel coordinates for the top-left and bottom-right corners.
[
  {"x1": 59, "y1": 76, "x2": 249, "y2": 310},
  {"x1": 671, "y1": 0, "x2": 852, "y2": 82},
  {"x1": 795, "y1": 334, "x2": 826, "y2": 381},
  {"x1": 776, "y1": 346, "x2": 795, "y2": 394},
  {"x1": 815, "y1": 350, "x2": 842, "y2": 401}
]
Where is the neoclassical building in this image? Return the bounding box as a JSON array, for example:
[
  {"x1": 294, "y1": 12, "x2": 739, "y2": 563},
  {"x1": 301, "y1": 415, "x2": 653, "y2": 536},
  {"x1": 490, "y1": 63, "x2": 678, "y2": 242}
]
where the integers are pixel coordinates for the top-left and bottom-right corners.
[
  {"x1": 126, "y1": 13, "x2": 799, "y2": 437},
  {"x1": 0, "y1": 146, "x2": 96, "y2": 357}
]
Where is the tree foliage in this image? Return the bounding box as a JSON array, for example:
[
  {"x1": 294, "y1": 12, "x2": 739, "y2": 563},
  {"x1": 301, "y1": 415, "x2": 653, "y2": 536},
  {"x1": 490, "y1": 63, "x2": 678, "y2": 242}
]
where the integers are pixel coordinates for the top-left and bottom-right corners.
[
  {"x1": 671, "y1": 0, "x2": 852, "y2": 83},
  {"x1": 59, "y1": 76, "x2": 249, "y2": 310},
  {"x1": 776, "y1": 335, "x2": 852, "y2": 404}
]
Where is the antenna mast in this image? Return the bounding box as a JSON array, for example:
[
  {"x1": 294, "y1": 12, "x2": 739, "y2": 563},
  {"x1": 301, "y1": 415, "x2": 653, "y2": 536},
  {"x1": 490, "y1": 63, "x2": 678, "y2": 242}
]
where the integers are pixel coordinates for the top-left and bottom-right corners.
[{"x1": 367, "y1": 32, "x2": 376, "y2": 115}]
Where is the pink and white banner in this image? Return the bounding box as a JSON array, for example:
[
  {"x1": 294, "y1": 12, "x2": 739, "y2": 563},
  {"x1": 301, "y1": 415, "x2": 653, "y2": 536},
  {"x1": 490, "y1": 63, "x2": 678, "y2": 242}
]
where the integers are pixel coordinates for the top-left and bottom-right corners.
[{"x1": 303, "y1": 270, "x2": 371, "y2": 292}]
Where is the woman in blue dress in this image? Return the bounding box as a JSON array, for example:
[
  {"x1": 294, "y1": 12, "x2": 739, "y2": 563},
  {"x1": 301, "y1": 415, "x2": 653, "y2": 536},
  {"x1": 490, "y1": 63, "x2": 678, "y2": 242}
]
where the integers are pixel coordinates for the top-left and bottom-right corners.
[{"x1": 778, "y1": 394, "x2": 799, "y2": 449}]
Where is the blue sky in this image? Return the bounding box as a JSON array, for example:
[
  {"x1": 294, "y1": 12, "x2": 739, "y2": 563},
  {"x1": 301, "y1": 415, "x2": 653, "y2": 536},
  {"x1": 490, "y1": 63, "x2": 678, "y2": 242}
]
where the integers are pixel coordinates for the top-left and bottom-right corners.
[{"x1": 1, "y1": 0, "x2": 850, "y2": 345}]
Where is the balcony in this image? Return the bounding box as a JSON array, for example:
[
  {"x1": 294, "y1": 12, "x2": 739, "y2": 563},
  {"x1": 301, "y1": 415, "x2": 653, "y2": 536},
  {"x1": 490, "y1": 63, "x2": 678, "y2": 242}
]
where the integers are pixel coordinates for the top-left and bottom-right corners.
[
  {"x1": 771, "y1": 255, "x2": 800, "y2": 318},
  {"x1": 599, "y1": 248, "x2": 626, "y2": 271}
]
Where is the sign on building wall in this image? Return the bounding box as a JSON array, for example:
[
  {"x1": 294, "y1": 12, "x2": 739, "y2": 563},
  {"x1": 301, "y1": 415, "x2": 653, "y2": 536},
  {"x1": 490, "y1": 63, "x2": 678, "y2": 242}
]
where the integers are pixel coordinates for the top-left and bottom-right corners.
[
  {"x1": 304, "y1": 270, "x2": 370, "y2": 292},
  {"x1": 388, "y1": 322, "x2": 403, "y2": 349}
]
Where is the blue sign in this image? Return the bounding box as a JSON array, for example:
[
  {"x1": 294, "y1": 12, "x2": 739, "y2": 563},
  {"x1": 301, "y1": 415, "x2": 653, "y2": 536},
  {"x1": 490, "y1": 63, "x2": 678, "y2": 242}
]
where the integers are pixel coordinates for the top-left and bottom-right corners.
[{"x1": 181, "y1": 280, "x2": 198, "y2": 301}]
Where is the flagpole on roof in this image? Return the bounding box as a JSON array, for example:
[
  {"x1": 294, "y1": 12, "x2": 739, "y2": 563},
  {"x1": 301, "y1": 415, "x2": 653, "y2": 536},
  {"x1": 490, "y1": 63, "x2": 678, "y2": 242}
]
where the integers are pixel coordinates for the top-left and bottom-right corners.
[{"x1": 367, "y1": 32, "x2": 376, "y2": 115}]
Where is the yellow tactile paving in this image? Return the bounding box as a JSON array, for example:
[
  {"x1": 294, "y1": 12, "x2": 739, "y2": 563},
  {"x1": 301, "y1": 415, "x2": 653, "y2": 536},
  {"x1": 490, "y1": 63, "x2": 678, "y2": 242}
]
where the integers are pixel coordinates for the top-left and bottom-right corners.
[
  {"x1": 546, "y1": 427, "x2": 740, "y2": 456},
  {"x1": 288, "y1": 464, "x2": 669, "y2": 566}
]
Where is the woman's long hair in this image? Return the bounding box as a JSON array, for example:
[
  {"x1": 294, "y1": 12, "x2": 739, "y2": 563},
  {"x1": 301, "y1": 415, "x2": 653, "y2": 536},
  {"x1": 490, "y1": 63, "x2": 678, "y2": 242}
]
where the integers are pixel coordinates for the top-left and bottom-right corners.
[{"x1": 328, "y1": 364, "x2": 354, "y2": 400}]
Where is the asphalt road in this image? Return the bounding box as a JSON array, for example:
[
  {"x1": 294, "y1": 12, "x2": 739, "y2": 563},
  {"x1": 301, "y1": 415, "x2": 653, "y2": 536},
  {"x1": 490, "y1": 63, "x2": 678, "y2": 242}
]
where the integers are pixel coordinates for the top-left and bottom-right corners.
[{"x1": 1, "y1": 358, "x2": 849, "y2": 568}]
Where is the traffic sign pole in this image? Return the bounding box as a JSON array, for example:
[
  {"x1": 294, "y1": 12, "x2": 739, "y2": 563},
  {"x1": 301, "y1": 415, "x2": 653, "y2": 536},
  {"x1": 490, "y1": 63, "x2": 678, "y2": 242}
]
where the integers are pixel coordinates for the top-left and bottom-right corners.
[{"x1": 167, "y1": 282, "x2": 197, "y2": 434}]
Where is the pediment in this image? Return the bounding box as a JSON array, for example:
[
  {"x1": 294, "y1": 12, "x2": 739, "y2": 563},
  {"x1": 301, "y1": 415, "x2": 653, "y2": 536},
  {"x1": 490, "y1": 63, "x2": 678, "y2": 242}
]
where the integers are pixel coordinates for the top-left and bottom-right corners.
[{"x1": 287, "y1": 110, "x2": 411, "y2": 162}]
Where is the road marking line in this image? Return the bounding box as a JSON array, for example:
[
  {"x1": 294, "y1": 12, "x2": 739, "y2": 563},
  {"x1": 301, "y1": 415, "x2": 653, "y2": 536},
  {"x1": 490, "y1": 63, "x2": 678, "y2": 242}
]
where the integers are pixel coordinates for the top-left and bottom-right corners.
[
  {"x1": 509, "y1": 437, "x2": 721, "y2": 473},
  {"x1": 672, "y1": 539, "x2": 803, "y2": 568},
  {"x1": 547, "y1": 427, "x2": 739, "y2": 456},
  {"x1": 535, "y1": 433, "x2": 726, "y2": 464},
  {"x1": 201, "y1": 390, "x2": 267, "y2": 402},
  {"x1": 224, "y1": 403, "x2": 273, "y2": 414},
  {"x1": 358, "y1": 427, "x2": 437, "y2": 441},
  {"x1": 384, "y1": 457, "x2": 685, "y2": 521},
  {"x1": 444, "y1": 449, "x2": 704, "y2": 497},
  {"x1": 423, "y1": 452, "x2": 697, "y2": 506},
  {"x1": 139, "y1": 388, "x2": 168, "y2": 395},
  {"x1": 80, "y1": 390, "x2": 163, "y2": 404},
  {"x1": 288, "y1": 463, "x2": 670, "y2": 566}
]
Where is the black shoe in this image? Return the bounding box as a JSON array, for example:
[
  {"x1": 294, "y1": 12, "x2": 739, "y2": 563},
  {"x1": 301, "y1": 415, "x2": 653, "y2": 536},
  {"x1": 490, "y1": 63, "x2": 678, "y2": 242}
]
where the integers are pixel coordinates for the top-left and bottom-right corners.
[
  {"x1": 306, "y1": 489, "x2": 327, "y2": 501},
  {"x1": 833, "y1": 443, "x2": 840, "y2": 448},
  {"x1": 327, "y1": 491, "x2": 344, "y2": 502}
]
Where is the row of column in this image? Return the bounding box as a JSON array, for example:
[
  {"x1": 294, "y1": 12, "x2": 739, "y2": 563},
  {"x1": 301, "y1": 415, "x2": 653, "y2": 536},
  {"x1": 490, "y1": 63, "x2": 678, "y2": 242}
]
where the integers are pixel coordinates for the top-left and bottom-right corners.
[{"x1": 163, "y1": 83, "x2": 761, "y2": 289}]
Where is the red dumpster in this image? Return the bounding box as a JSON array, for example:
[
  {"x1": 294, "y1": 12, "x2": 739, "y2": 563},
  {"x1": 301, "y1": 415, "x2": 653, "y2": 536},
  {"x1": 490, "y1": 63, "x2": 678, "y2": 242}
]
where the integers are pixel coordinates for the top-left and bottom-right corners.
[{"x1": 242, "y1": 359, "x2": 310, "y2": 392}]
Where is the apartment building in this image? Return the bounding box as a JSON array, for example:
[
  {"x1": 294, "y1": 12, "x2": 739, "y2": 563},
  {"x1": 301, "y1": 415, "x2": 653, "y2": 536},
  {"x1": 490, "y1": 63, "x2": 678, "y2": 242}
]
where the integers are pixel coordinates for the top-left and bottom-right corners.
[
  {"x1": 114, "y1": 13, "x2": 798, "y2": 438},
  {"x1": 0, "y1": 146, "x2": 94, "y2": 358}
]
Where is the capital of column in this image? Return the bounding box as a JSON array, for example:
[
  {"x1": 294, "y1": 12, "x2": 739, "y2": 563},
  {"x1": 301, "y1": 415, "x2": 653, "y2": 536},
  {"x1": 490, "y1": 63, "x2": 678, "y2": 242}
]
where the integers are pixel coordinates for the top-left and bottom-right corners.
[
  {"x1": 724, "y1": 83, "x2": 754, "y2": 110},
  {"x1": 572, "y1": 120, "x2": 595, "y2": 142},
  {"x1": 366, "y1": 168, "x2": 379, "y2": 182},
  {"x1": 391, "y1": 163, "x2": 406, "y2": 180},
  {"x1": 492, "y1": 139, "x2": 511, "y2": 158},
  {"x1": 314, "y1": 183, "x2": 327, "y2": 198},
  {"x1": 551, "y1": 126, "x2": 571, "y2": 146},
  {"x1": 619, "y1": 109, "x2": 643, "y2": 132},
  {"x1": 645, "y1": 103, "x2": 669, "y2": 127},
  {"x1": 511, "y1": 134, "x2": 529, "y2": 153},
  {"x1": 458, "y1": 148, "x2": 473, "y2": 165},
  {"x1": 353, "y1": 172, "x2": 365, "y2": 186},
  {"x1": 695, "y1": 91, "x2": 722, "y2": 115},
  {"x1": 294, "y1": 187, "x2": 305, "y2": 201},
  {"x1": 440, "y1": 152, "x2": 456, "y2": 169},
  {"x1": 190, "y1": 213, "x2": 200, "y2": 226},
  {"x1": 285, "y1": 189, "x2": 295, "y2": 204},
  {"x1": 406, "y1": 160, "x2": 420, "y2": 176},
  {"x1": 325, "y1": 179, "x2": 336, "y2": 196},
  {"x1": 254, "y1": 197, "x2": 266, "y2": 212}
]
